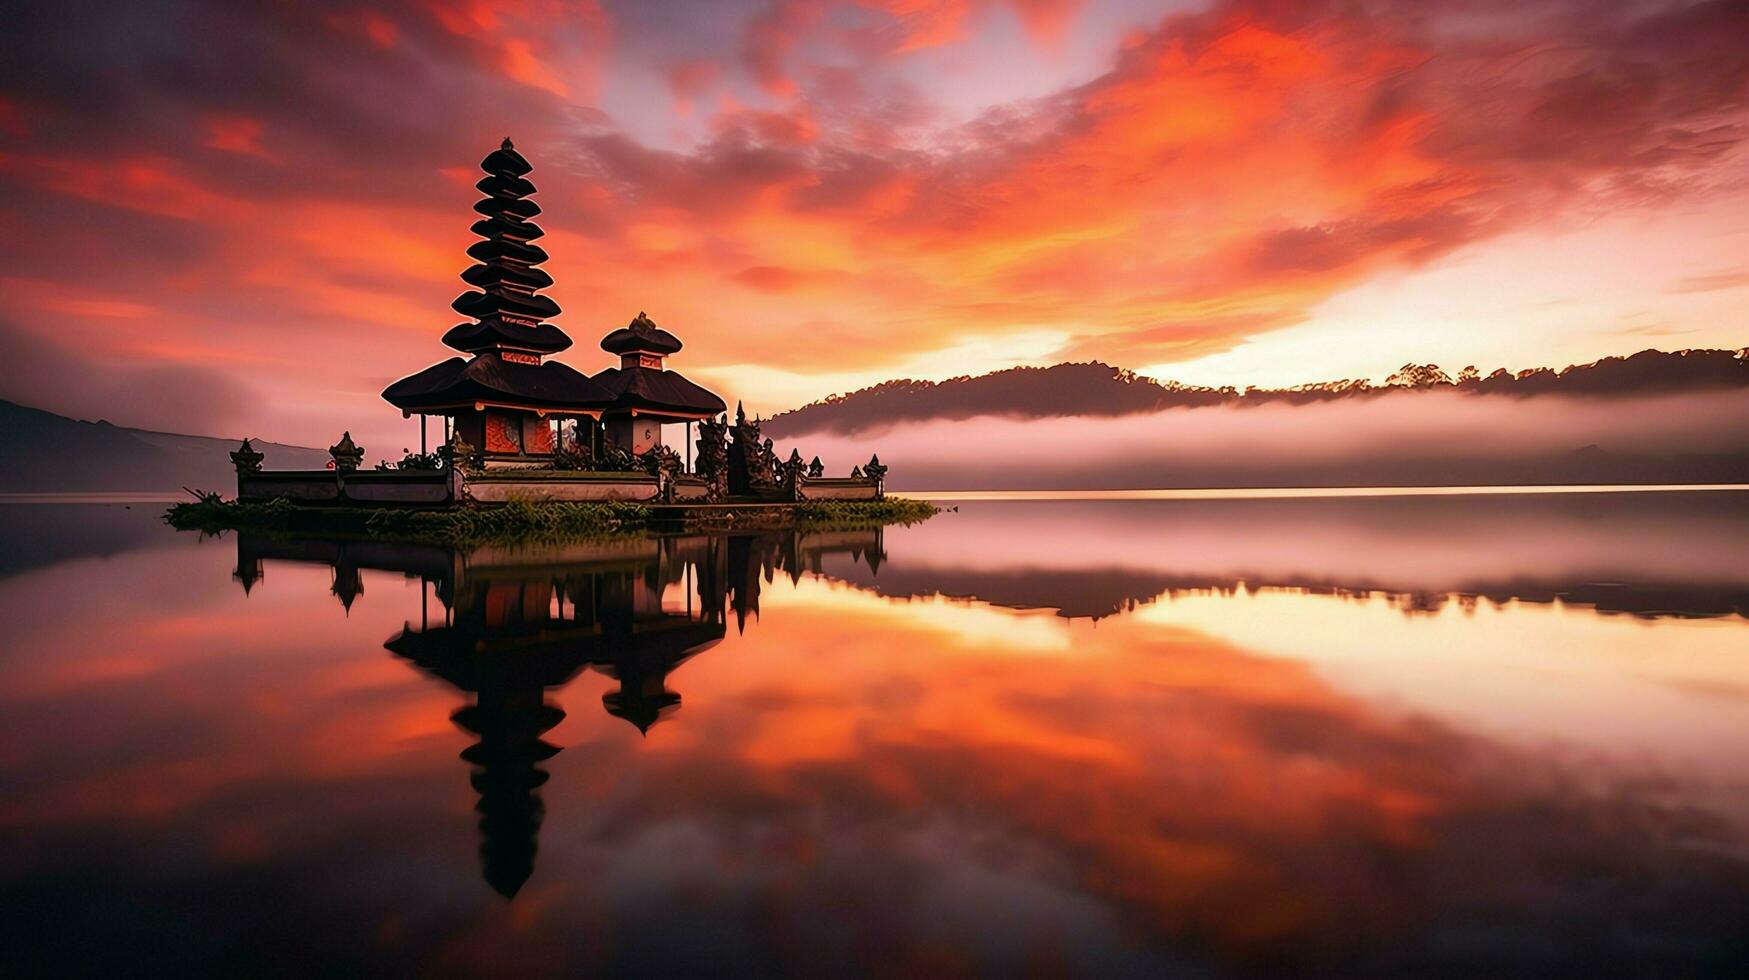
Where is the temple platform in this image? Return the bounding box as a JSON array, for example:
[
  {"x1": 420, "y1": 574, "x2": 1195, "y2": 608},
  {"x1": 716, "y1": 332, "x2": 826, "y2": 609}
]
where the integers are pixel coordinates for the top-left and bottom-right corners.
[
  {"x1": 235, "y1": 466, "x2": 884, "y2": 508},
  {"x1": 170, "y1": 484, "x2": 936, "y2": 542}
]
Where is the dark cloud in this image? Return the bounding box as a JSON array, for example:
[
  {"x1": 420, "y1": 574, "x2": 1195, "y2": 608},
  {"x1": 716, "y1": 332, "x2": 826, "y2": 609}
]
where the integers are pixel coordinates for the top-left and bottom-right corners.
[{"x1": 1054, "y1": 311, "x2": 1310, "y2": 366}]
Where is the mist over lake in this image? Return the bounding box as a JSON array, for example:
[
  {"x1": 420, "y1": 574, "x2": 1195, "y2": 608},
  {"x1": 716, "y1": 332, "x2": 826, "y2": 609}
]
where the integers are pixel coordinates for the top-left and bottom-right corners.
[{"x1": 776, "y1": 387, "x2": 1749, "y2": 490}]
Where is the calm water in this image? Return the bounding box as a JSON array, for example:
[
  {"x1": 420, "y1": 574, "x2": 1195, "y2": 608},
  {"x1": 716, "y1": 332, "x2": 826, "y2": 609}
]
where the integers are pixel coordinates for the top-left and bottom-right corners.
[{"x1": 3, "y1": 493, "x2": 1749, "y2": 977}]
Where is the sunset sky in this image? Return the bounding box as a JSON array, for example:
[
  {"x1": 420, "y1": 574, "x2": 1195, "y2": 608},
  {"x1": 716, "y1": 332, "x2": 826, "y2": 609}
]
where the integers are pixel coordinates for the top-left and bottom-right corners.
[{"x1": 1, "y1": 0, "x2": 1746, "y2": 449}]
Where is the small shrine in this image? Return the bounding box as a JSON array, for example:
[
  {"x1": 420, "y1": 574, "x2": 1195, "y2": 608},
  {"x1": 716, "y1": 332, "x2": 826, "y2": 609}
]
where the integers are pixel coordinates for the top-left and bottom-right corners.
[{"x1": 593, "y1": 312, "x2": 725, "y2": 456}]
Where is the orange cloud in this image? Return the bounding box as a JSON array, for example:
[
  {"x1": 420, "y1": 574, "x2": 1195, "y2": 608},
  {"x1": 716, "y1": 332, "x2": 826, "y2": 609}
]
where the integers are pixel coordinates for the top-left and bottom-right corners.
[
  {"x1": 500, "y1": 38, "x2": 571, "y2": 98},
  {"x1": 362, "y1": 11, "x2": 400, "y2": 48},
  {"x1": 2, "y1": 153, "x2": 252, "y2": 222},
  {"x1": 427, "y1": 0, "x2": 501, "y2": 38},
  {"x1": 425, "y1": 0, "x2": 611, "y2": 101},
  {"x1": 0, "y1": 0, "x2": 1744, "y2": 444},
  {"x1": 856, "y1": 0, "x2": 1088, "y2": 54},
  {"x1": 202, "y1": 114, "x2": 274, "y2": 159},
  {"x1": 1006, "y1": 0, "x2": 1082, "y2": 45},
  {"x1": 741, "y1": 0, "x2": 825, "y2": 97},
  {"x1": 667, "y1": 59, "x2": 721, "y2": 116}
]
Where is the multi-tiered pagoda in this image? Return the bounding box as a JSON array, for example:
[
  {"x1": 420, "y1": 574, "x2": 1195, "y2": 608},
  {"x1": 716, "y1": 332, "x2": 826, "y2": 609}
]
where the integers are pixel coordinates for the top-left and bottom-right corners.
[{"x1": 383, "y1": 139, "x2": 612, "y2": 465}]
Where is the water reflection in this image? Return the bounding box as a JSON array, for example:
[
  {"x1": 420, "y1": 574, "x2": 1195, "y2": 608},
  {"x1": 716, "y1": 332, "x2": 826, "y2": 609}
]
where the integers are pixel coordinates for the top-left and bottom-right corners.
[
  {"x1": 3, "y1": 497, "x2": 1749, "y2": 976},
  {"x1": 234, "y1": 528, "x2": 886, "y2": 898}
]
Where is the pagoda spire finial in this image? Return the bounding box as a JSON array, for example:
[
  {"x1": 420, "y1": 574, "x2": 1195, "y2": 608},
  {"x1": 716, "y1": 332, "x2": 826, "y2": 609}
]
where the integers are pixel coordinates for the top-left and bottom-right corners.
[{"x1": 501, "y1": 136, "x2": 514, "y2": 151}]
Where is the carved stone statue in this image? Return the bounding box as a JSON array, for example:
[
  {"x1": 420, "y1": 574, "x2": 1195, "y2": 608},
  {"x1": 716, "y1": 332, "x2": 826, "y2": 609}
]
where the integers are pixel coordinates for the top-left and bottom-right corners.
[
  {"x1": 729, "y1": 403, "x2": 780, "y2": 495},
  {"x1": 442, "y1": 436, "x2": 481, "y2": 475},
  {"x1": 595, "y1": 432, "x2": 635, "y2": 472},
  {"x1": 230, "y1": 438, "x2": 264, "y2": 475},
  {"x1": 728, "y1": 403, "x2": 751, "y2": 493},
  {"x1": 694, "y1": 413, "x2": 729, "y2": 501},
  {"x1": 640, "y1": 444, "x2": 682, "y2": 503},
  {"x1": 863, "y1": 454, "x2": 888, "y2": 499},
  {"x1": 757, "y1": 438, "x2": 780, "y2": 490},
  {"x1": 781, "y1": 448, "x2": 806, "y2": 501},
  {"x1": 329, "y1": 431, "x2": 365, "y2": 473}
]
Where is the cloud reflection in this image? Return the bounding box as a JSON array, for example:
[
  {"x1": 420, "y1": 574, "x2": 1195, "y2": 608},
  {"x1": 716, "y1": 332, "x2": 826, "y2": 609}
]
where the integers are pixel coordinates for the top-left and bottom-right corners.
[{"x1": 1, "y1": 509, "x2": 1747, "y2": 974}]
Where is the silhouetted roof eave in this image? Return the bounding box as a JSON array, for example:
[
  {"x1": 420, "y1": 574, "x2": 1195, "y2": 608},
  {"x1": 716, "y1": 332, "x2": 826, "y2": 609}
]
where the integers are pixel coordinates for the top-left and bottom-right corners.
[
  {"x1": 453, "y1": 289, "x2": 562, "y2": 321},
  {"x1": 470, "y1": 215, "x2": 545, "y2": 242},
  {"x1": 476, "y1": 172, "x2": 537, "y2": 199},
  {"x1": 468, "y1": 238, "x2": 548, "y2": 264},
  {"x1": 442, "y1": 319, "x2": 574, "y2": 355},
  {"x1": 600, "y1": 325, "x2": 683, "y2": 356},
  {"x1": 383, "y1": 356, "x2": 615, "y2": 413},
  {"x1": 592, "y1": 366, "x2": 726, "y2": 419},
  {"x1": 460, "y1": 263, "x2": 555, "y2": 292},
  {"x1": 474, "y1": 196, "x2": 541, "y2": 221},
  {"x1": 481, "y1": 145, "x2": 533, "y2": 177}
]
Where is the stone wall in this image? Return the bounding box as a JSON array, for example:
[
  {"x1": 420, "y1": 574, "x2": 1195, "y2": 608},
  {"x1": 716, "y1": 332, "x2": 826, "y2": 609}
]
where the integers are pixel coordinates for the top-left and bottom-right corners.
[
  {"x1": 238, "y1": 469, "x2": 459, "y2": 505},
  {"x1": 464, "y1": 471, "x2": 659, "y2": 503},
  {"x1": 798, "y1": 477, "x2": 882, "y2": 501}
]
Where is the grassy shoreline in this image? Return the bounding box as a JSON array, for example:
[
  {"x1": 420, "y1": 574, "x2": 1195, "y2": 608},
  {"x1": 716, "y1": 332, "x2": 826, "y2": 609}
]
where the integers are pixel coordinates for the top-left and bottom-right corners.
[{"x1": 163, "y1": 494, "x2": 938, "y2": 545}]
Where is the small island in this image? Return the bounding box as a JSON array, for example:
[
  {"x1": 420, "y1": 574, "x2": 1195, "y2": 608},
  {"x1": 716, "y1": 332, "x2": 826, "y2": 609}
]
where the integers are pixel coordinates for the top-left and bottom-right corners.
[{"x1": 170, "y1": 140, "x2": 933, "y2": 542}]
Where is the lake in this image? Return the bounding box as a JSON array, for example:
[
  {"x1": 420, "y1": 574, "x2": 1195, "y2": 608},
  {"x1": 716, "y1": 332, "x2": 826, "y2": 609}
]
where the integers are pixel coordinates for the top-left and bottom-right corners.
[{"x1": 3, "y1": 491, "x2": 1748, "y2": 977}]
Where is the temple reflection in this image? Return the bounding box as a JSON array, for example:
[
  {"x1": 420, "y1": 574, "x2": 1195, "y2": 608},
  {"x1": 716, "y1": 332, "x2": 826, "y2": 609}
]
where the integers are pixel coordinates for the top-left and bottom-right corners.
[{"x1": 232, "y1": 528, "x2": 887, "y2": 897}]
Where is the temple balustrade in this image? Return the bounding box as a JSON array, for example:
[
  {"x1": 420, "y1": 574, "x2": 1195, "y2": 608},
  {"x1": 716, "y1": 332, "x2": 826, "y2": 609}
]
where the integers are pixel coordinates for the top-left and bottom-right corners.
[
  {"x1": 234, "y1": 439, "x2": 882, "y2": 506},
  {"x1": 238, "y1": 468, "x2": 461, "y2": 505}
]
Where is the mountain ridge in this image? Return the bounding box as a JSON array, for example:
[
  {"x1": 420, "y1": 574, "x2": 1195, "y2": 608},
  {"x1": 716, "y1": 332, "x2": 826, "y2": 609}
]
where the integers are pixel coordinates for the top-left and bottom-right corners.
[
  {"x1": 764, "y1": 347, "x2": 1749, "y2": 437},
  {"x1": 0, "y1": 399, "x2": 328, "y2": 493}
]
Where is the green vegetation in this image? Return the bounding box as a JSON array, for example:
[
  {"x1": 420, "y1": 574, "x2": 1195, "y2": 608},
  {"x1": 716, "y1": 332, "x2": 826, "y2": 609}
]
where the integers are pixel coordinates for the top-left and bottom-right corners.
[
  {"x1": 793, "y1": 498, "x2": 939, "y2": 529},
  {"x1": 361, "y1": 498, "x2": 651, "y2": 543},
  {"x1": 165, "y1": 494, "x2": 648, "y2": 545},
  {"x1": 164, "y1": 493, "x2": 937, "y2": 544}
]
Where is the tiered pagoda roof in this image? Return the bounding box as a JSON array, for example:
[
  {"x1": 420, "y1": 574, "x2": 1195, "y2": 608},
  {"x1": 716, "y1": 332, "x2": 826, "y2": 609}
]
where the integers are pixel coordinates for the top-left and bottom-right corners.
[
  {"x1": 383, "y1": 140, "x2": 612, "y2": 417},
  {"x1": 592, "y1": 312, "x2": 727, "y2": 421},
  {"x1": 445, "y1": 140, "x2": 569, "y2": 354},
  {"x1": 600, "y1": 313, "x2": 683, "y2": 356}
]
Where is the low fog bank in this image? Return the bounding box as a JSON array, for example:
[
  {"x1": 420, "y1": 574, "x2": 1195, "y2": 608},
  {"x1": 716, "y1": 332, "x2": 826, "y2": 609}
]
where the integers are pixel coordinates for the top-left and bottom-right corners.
[{"x1": 775, "y1": 388, "x2": 1749, "y2": 489}]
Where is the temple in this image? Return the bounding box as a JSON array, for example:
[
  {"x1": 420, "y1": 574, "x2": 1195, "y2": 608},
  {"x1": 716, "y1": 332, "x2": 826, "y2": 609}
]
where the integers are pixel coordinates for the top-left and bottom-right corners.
[{"x1": 241, "y1": 140, "x2": 888, "y2": 507}]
